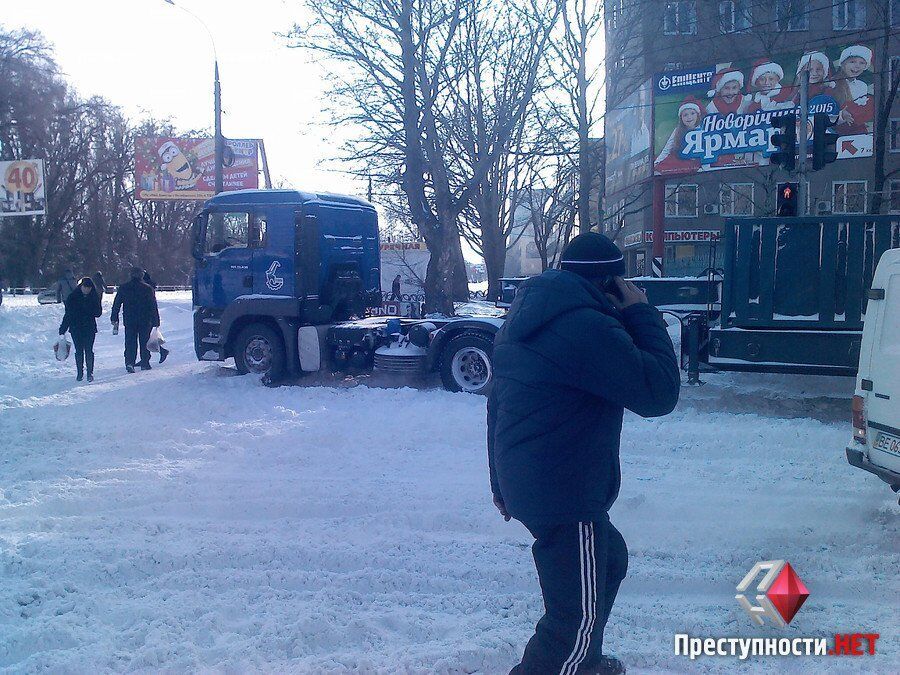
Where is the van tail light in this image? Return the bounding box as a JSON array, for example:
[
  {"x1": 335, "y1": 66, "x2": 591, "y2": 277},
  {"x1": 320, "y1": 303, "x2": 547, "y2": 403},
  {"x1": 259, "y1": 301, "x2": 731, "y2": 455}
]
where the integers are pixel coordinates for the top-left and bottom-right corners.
[{"x1": 851, "y1": 395, "x2": 867, "y2": 444}]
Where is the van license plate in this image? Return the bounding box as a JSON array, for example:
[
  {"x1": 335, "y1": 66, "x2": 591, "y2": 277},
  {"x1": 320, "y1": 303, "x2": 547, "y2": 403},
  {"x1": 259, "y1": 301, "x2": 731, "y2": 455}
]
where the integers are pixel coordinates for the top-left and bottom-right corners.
[{"x1": 872, "y1": 431, "x2": 900, "y2": 457}]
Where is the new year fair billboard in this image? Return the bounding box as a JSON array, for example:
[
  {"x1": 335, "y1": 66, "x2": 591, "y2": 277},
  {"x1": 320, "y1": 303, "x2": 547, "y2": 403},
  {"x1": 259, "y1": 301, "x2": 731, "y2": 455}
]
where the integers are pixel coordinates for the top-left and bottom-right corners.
[
  {"x1": 135, "y1": 137, "x2": 259, "y2": 200},
  {"x1": 653, "y1": 44, "x2": 874, "y2": 175}
]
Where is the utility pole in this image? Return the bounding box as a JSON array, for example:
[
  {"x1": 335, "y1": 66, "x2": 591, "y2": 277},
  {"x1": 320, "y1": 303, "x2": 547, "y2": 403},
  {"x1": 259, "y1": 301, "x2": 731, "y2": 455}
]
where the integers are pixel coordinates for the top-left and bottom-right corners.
[
  {"x1": 214, "y1": 62, "x2": 223, "y2": 194},
  {"x1": 163, "y1": 1, "x2": 222, "y2": 193},
  {"x1": 798, "y1": 69, "x2": 809, "y2": 215},
  {"x1": 651, "y1": 175, "x2": 665, "y2": 277}
]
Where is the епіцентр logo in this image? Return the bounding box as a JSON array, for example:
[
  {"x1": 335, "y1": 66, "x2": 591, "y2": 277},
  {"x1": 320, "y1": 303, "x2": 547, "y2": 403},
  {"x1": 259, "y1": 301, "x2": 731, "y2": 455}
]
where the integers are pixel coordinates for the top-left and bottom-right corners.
[{"x1": 736, "y1": 560, "x2": 809, "y2": 627}]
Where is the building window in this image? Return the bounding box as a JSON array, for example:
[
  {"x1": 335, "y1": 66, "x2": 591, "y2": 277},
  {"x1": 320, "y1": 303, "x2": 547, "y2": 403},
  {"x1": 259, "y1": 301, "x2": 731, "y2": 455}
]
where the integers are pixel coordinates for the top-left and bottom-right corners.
[
  {"x1": 664, "y1": 1, "x2": 697, "y2": 35},
  {"x1": 833, "y1": 181, "x2": 867, "y2": 214},
  {"x1": 833, "y1": 0, "x2": 865, "y2": 29},
  {"x1": 890, "y1": 119, "x2": 900, "y2": 152},
  {"x1": 720, "y1": 183, "x2": 754, "y2": 216},
  {"x1": 665, "y1": 184, "x2": 699, "y2": 217},
  {"x1": 889, "y1": 180, "x2": 900, "y2": 213},
  {"x1": 776, "y1": 0, "x2": 809, "y2": 31},
  {"x1": 719, "y1": 0, "x2": 751, "y2": 32}
]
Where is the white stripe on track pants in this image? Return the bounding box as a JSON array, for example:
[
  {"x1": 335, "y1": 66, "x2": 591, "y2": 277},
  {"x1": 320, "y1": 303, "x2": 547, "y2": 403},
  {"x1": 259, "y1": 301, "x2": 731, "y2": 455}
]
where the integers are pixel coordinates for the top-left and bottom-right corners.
[{"x1": 511, "y1": 517, "x2": 628, "y2": 675}]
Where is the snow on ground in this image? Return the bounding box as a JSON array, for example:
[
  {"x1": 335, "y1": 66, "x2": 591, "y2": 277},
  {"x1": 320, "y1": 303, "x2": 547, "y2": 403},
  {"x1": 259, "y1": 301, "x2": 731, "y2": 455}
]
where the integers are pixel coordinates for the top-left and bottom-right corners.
[{"x1": 0, "y1": 293, "x2": 897, "y2": 673}]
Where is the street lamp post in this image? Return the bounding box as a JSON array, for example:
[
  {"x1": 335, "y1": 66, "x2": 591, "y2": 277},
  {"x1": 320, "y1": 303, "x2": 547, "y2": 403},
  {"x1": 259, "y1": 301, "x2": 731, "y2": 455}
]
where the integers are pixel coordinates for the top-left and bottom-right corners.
[{"x1": 163, "y1": 0, "x2": 223, "y2": 194}]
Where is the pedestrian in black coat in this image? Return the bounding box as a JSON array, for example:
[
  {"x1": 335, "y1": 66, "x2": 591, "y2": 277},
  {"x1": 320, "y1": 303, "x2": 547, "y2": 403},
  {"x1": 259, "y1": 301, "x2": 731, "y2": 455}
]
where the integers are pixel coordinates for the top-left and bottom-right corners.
[
  {"x1": 59, "y1": 277, "x2": 102, "y2": 382},
  {"x1": 93, "y1": 270, "x2": 108, "y2": 298},
  {"x1": 488, "y1": 232, "x2": 680, "y2": 675},
  {"x1": 141, "y1": 269, "x2": 169, "y2": 363},
  {"x1": 111, "y1": 266, "x2": 160, "y2": 372}
]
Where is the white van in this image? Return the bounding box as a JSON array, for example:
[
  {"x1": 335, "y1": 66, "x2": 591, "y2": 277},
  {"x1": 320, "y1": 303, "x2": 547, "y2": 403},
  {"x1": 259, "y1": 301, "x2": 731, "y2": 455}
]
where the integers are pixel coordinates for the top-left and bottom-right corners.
[{"x1": 847, "y1": 247, "x2": 900, "y2": 498}]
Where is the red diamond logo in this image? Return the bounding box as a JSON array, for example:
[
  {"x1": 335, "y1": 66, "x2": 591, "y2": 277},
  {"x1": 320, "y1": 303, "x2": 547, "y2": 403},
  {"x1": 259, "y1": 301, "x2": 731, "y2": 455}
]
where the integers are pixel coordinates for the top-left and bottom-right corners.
[{"x1": 765, "y1": 563, "x2": 809, "y2": 624}]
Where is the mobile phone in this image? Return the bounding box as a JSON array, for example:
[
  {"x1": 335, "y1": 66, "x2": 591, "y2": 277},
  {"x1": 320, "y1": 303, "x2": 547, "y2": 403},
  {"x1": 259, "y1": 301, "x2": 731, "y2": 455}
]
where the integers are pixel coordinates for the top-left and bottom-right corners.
[{"x1": 600, "y1": 275, "x2": 623, "y2": 301}]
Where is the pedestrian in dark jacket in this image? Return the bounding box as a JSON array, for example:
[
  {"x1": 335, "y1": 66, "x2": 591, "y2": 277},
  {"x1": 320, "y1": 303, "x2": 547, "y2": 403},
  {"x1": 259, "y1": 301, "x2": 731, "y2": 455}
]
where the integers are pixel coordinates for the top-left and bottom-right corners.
[
  {"x1": 56, "y1": 269, "x2": 78, "y2": 303},
  {"x1": 488, "y1": 232, "x2": 680, "y2": 675},
  {"x1": 141, "y1": 269, "x2": 169, "y2": 363},
  {"x1": 59, "y1": 276, "x2": 103, "y2": 382},
  {"x1": 93, "y1": 270, "x2": 108, "y2": 299},
  {"x1": 391, "y1": 274, "x2": 402, "y2": 301},
  {"x1": 111, "y1": 266, "x2": 160, "y2": 373}
]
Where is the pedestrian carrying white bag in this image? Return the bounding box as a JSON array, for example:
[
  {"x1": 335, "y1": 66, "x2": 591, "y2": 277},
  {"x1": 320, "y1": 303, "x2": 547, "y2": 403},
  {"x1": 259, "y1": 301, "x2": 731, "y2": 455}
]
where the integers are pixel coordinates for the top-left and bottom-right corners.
[
  {"x1": 147, "y1": 327, "x2": 166, "y2": 353},
  {"x1": 54, "y1": 334, "x2": 71, "y2": 361}
]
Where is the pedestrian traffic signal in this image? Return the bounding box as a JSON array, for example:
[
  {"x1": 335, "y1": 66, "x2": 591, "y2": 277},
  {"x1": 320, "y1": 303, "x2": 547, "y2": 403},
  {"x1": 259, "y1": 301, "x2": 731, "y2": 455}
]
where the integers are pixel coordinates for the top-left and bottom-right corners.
[
  {"x1": 812, "y1": 112, "x2": 839, "y2": 171},
  {"x1": 777, "y1": 182, "x2": 799, "y2": 217},
  {"x1": 770, "y1": 113, "x2": 797, "y2": 171}
]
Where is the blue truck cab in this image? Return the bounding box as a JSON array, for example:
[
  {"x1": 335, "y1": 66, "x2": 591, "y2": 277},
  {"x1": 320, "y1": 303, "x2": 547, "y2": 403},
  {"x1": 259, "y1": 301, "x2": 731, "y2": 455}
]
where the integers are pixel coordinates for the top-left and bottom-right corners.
[{"x1": 191, "y1": 189, "x2": 381, "y2": 376}]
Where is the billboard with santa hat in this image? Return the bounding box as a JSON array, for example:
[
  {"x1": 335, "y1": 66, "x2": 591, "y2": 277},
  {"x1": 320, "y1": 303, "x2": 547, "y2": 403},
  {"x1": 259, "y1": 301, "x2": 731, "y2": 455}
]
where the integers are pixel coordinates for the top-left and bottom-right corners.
[
  {"x1": 652, "y1": 43, "x2": 874, "y2": 176},
  {"x1": 135, "y1": 137, "x2": 259, "y2": 200}
]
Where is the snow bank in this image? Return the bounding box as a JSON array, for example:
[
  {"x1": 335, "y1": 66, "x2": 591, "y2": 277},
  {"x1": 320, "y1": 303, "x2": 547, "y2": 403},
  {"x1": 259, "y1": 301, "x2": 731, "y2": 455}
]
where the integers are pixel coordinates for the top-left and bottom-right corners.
[{"x1": 0, "y1": 294, "x2": 897, "y2": 672}]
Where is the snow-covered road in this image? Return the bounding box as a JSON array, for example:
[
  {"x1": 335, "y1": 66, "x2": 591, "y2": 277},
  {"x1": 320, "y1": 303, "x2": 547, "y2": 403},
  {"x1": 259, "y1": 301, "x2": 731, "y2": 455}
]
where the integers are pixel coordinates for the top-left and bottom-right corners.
[{"x1": 1, "y1": 293, "x2": 897, "y2": 672}]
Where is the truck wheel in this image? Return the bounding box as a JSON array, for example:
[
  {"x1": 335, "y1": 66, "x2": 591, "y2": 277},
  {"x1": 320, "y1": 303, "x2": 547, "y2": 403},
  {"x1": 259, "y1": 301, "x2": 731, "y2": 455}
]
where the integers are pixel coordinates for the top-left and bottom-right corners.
[
  {"x1": 440, "y1": 333, "x2": 493, "y2": 395},
  {"x1": 234, "y1": 324, "x2": 286, "y2": 380}
]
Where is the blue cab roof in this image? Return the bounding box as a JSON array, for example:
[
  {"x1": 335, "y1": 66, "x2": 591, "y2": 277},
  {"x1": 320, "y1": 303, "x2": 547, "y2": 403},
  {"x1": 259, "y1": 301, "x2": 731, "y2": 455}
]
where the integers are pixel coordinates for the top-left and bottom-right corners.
[{"x1": 204, "y1": 189, "x2": 375, "y2": 210}]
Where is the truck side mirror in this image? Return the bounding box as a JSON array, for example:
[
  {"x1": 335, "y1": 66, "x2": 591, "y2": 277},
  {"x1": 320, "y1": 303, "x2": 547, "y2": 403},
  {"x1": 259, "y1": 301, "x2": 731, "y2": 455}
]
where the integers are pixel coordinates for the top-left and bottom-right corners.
[{"x1": 191, "y1": 215, "x2": 206, "y2": 260}]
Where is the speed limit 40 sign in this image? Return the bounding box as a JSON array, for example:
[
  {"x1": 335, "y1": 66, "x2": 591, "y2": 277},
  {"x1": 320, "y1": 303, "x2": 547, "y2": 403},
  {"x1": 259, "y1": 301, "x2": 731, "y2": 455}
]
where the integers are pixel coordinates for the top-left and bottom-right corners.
[{"x1": 1, "y1": 159, "x2": 46, "y2": 217}]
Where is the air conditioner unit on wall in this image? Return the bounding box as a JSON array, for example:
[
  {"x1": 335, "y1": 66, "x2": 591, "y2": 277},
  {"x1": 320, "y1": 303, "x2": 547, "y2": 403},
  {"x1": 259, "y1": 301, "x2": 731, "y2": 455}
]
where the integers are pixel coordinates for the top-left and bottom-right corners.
[
  {"x1": 817, "y1": 200, "x2": 832, "y2": 214},
  {"x1": 703, "y1": 204, "x2": 719, "y2": 215}
]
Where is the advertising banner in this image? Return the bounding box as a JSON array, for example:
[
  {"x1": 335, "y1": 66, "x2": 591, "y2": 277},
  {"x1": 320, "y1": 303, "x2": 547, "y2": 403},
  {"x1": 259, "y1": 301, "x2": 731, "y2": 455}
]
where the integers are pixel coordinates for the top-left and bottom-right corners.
[
  {"x1": 606, "y1": 79, "x2": 653, "y2": 196},
  {"x1": 653, "y1": 44, "x2": 874, "y2": 175},
  {"x1": 1, "y1": 159, "x2": 46, "y2": 217},
  {"x1": 135, "y1": 137, "x2": 259, "y2": 200}
]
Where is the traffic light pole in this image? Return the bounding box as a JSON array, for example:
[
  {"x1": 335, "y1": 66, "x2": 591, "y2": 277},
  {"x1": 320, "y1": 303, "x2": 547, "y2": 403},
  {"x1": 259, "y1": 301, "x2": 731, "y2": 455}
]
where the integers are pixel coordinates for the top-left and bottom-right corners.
[{"x1": 797, "y1": 69, "x2": 809, "y2": 215}]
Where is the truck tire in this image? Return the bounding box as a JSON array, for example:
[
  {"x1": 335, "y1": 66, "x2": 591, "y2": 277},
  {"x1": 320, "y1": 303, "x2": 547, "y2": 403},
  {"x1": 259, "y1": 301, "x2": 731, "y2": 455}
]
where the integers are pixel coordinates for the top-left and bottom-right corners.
[
  {"x1": 234, "y1": 324, "x2": 286, "y2": 380},
  {"x1": 440, "y1": 332, "x2": 494, "y2": 395}
]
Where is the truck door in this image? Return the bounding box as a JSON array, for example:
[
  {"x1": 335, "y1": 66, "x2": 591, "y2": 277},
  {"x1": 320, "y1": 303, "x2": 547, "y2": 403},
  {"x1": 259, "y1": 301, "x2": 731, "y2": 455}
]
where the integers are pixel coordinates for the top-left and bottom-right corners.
[
  {"x1": 250, "y1": 207, "x2": 293, "y2": 298},
  {"x1": 197, "y1": 208, "x2": 254, "y2": 308}
]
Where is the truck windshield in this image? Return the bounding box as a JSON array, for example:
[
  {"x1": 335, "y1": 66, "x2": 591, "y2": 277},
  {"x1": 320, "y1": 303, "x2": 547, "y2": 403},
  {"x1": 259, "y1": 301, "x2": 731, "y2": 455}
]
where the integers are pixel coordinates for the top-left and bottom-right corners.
[{"x1": 205, "y1": 211, "x2": 250, "y2": 254}]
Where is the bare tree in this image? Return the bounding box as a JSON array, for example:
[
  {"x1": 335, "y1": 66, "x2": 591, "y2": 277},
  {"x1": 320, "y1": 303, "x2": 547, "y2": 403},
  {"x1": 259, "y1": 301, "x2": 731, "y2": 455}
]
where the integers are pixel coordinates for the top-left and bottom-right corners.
[
  {"x1": 551, "y1": 0, "x2": 603, "y2": 234},
  {"x1": 444, "y1": 0, "x2": 560, "y2": 299},
  {"x1": 289, "y1": 0, "x2": 557, "y2": 313},
  {"x1": 527, "y1": 158, "x2": 577, "y2": 270}
]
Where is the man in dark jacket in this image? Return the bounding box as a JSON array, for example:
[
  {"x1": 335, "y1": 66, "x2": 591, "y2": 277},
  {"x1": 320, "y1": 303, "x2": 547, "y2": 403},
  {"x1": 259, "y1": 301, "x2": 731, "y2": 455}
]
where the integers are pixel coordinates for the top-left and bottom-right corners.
[
  {"x1": 111, "y1": 266, "x2": 160, "y2": 373},
  {"x1": 488, "y1": 232, "x2": 680, "y2": 675},
  {"x1": 56, "y1": 268, "x2": 77, "y2": 303},
  {"x1": 141, "y1": 269, "x2": 169, "y2": 364}
]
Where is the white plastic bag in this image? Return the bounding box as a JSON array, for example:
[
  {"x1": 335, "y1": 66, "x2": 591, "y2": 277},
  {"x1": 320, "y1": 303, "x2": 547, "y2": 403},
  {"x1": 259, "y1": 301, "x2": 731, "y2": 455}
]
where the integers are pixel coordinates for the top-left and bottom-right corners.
[
  {"x1": 147, "y1": 327, "x2": 166, "y2": 353},
  {"x1": 54, "y1": 334, "x2": 71, "y2": 361}
]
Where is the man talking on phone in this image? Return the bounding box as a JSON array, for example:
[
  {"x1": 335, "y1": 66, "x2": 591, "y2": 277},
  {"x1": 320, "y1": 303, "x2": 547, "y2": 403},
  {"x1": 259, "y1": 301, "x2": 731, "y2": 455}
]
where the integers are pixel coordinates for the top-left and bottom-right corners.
[{"x1": 488, "y1": 232, "x2": 680, "y2": 674}]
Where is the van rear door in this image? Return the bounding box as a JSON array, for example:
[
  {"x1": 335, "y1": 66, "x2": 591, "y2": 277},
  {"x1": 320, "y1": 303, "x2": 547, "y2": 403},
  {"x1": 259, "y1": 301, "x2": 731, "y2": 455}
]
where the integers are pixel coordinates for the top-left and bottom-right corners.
[{"x1": 863, "y1": 248, "x2": 900, "y2": 474}]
